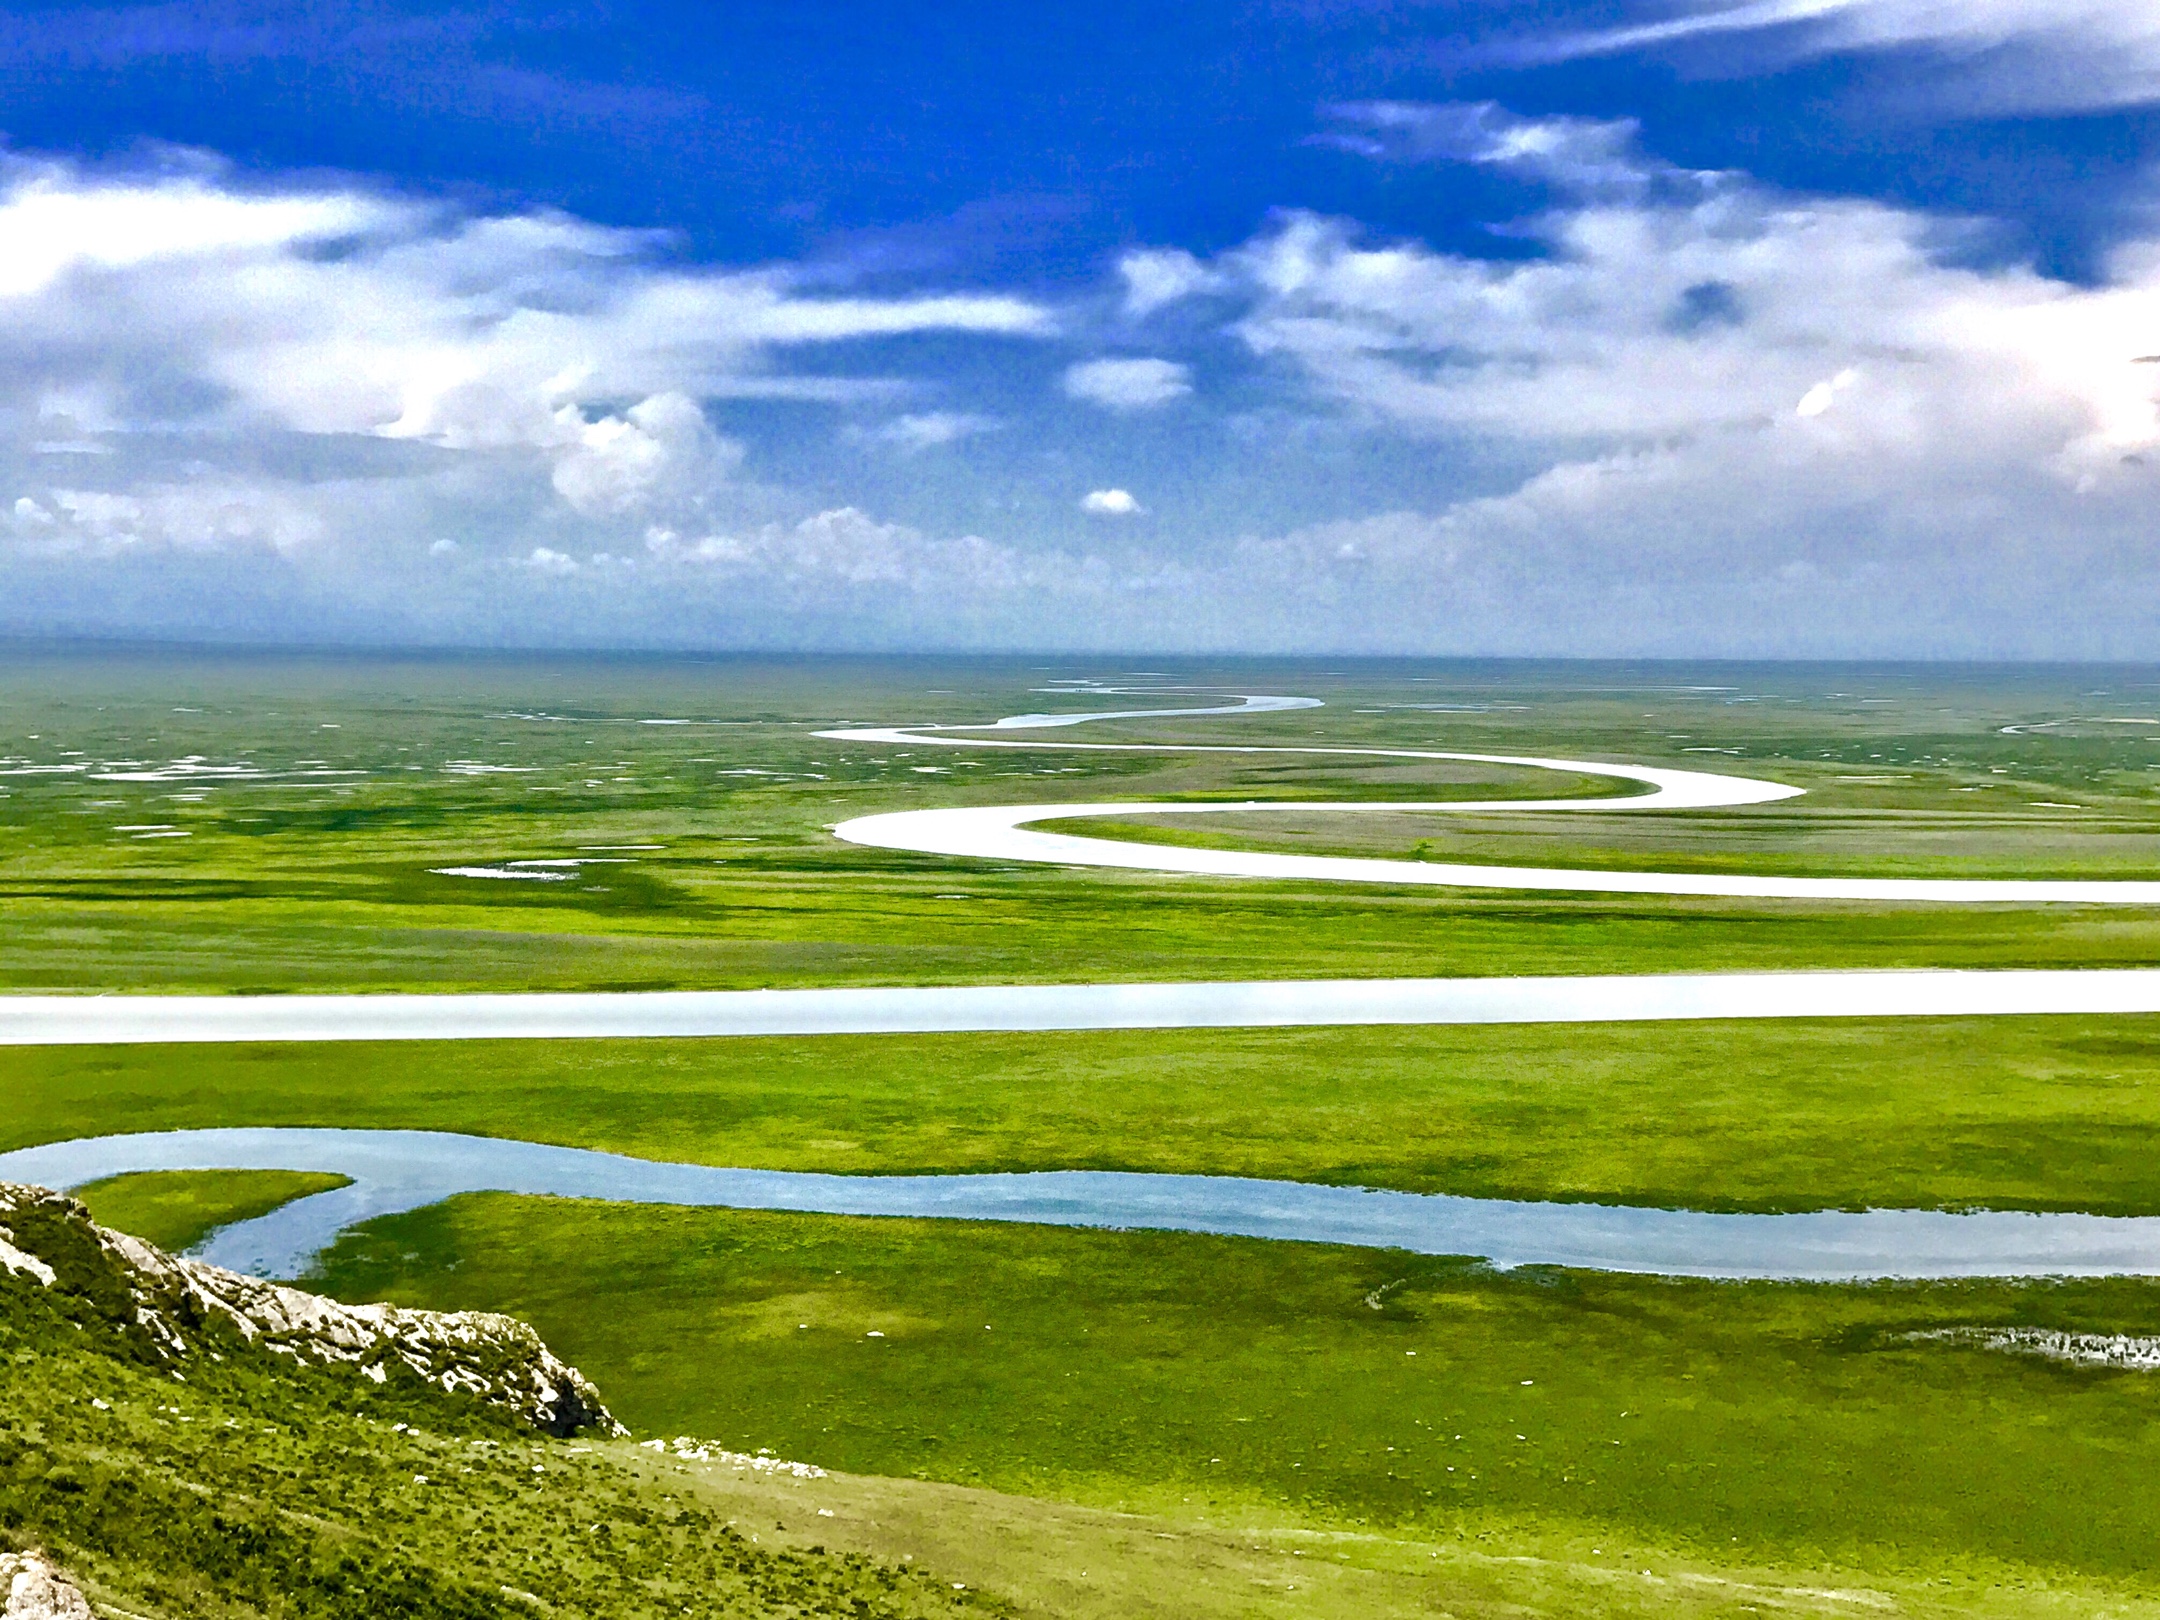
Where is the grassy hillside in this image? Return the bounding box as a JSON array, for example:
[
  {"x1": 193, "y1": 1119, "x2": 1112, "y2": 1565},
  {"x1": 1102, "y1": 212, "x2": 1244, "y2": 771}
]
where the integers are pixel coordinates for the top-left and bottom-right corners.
[
  {"x1": 0, "y1": 1190, "x2": 988, "y2": 1620},
  {"x1": 25, "y1": 1177, "x2": 2160, "y2": 1620}
]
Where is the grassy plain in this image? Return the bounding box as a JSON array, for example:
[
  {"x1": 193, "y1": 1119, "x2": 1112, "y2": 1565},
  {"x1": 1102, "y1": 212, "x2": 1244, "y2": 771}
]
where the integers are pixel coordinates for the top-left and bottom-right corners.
[
  {"x1": 17, "y1": 1245, "x2": 2136, "y2": 1620},
  {"x1": 51, "y1": 1164, "x2": 2160, "y2": 1607},
  {"x1": 15, "y1": 649, "x2": 2160, "y2": 1612},
  {"x1": 1064, "y1": 800, "x2": 2160, "y2": 879},
  {"x1": 309, "y1": 1194, "x2": 2160, "y2": 1588},
  {"x1": 3, "y1": 649, "x2": 2160, "y2": 992}
]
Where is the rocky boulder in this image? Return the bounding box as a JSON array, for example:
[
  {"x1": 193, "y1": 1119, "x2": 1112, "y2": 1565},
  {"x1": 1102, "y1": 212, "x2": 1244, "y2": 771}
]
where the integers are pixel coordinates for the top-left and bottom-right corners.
[{"x1": 0, "y1": 1552, "x2": 92, "y2": 1620}]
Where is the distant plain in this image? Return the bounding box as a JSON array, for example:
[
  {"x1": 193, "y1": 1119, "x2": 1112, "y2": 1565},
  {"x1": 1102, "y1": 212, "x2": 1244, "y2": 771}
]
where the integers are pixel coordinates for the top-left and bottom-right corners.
[{"x1": 5, "y1": 650, "x2": 2160, "y2": 991}]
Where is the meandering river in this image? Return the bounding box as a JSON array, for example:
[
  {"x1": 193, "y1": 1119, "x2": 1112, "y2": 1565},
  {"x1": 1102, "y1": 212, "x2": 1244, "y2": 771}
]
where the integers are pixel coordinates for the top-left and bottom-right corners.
[
  {"x1": 10, "y1": 1127, "x2": 2160, "y2": 1284},
  {"x1": 823, "y1": 690, "x2": 2160, "y2": 904},
  {"x1": 11, "y1": 690, "x2": 2160, "y2": 1279}
]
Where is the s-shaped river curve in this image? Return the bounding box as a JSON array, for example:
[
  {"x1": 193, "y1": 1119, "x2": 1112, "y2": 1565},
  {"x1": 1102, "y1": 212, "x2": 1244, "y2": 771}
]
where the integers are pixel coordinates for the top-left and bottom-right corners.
[
  {"x1": 15, "y1": 1126, "x2": 2160, "y2": 1282},
  {"x1": 824, "y1": 691, "x2": 2160, "y2": 904}
]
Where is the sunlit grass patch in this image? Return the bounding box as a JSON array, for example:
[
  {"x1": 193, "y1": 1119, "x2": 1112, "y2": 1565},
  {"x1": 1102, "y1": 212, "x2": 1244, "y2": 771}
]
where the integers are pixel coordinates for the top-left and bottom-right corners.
[{"x1": 71, "y1": 1168, "x2": 352, "y2": 1253}]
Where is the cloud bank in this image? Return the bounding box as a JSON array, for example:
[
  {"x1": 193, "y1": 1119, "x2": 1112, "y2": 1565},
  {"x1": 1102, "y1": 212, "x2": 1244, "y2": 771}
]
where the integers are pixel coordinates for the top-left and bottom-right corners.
[
  {"x1": 6, "y1": 116, "x2": 2160, "y2": 657},
  {"x1": 1136, "y1": 103, "x2": 2160, "y2": 654},
  {"x1": 0, "y1": 152, "x2": 1048, "y2": 560}
]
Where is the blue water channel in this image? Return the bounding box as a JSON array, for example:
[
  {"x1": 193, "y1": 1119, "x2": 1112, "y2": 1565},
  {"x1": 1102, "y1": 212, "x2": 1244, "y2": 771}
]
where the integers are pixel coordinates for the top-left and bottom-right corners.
[{"x1": 6, "y1": 1128, "x2": 2160, "y2": 1283}]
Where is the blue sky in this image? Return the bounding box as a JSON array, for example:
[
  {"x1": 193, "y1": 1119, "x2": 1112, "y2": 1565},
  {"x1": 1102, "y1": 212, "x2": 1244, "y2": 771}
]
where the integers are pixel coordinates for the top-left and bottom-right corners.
[{"x1": 4, "y1": 0, "x2": 2160, "y2": 654}]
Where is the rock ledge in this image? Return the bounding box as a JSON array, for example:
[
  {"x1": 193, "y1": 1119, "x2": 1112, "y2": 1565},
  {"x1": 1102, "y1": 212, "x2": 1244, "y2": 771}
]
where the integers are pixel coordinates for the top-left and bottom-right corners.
[
  {"x1": 0, "y1": 1552, "x2": 92, "y2": 1620},
  {"x1": 0, "y1": 1182, "x2": 620, "y2": 1437}
]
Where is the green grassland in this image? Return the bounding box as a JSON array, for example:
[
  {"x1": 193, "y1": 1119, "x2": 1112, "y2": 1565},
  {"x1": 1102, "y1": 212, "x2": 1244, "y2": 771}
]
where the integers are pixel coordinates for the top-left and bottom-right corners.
[
  {"x1": 306, "y1": 1195, "x2": 2160, "y2": 1590},
  {"x1": 35, "y1": 1011, "x2": 2160, "y2": 1606},
  {"x1": 71, "y1": 1168, "x2": 353, "y2": 1252},
  {"x1": 1062, "y1": 798, "x2": 2160, "y2": 880},
  {"x1": 40, "y1": 1165, "x2": 2160, "y2": 1612},
  {"x1": 0, "y1": 1219, "x2": 989, "y2": 1620},
  {"x1": 3, "y1": 649, "x2": 2160, "y2": 992},
  {"x1": 17, "y1": 649, "x2": 2160, "y2": 1613},
  {"x1": 17, "y1": 1221, "x2": 2141, "y2": 1620}
]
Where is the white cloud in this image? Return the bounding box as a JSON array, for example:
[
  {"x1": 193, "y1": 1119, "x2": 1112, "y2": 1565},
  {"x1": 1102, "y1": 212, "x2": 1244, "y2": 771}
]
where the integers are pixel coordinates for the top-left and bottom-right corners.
[
  {"x1": 1118, "y1": 249, "x2": 1225, "y2": 317},
  {"x1": 1062, "y1": 357, "x2": 1192, "y2": 411},
  {"x1": 7, "y1": 482, "x2": 327, "y2": 556},
  {"x1": 645, "y1": 507, "x2": 1026, "y2": 592},
  {"x1": 548, "y1": 392, "x2": 744, "y2": 516},
  {"x1": 1794, "y1": 369, "x2": 1859, "y2": 417},
  {"x1": 10, "y1": 125, "x2": 2160, "y2": 656},
  {"x1": 0, "y1": 152, "x2": 1056, "y2": 566},
  {"x1": 1213, "y1": 419, "x2": 2160, "y2": 657},
  {"x1": 1081, "y1": 488, "x2": 1144, "y2": 516},
  {"x1": 1317, "y1": 102, "x2": 1657, "y2": 198},
  {"x1": 1202, "y1": 153, "x2": 2160, "y2": 475},
  {"x1": 858, "y1": 411, "x2": 998, "y2": 452},
  {"x1": 997, "y1": 107, "x2": 2160, "y2": 653},
  {"x1": 1518, "y1": 0, "x2": 2160, "y2": 113},
  {"x1": 0, "y1": 169, "x2": 395, "y2": 299}
]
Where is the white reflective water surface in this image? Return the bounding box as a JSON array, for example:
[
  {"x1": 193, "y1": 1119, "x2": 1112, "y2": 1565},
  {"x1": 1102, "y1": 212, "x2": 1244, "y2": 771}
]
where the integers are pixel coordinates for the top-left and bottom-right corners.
[
  {"x1": 824, "y1": 691, "x2": 2160, "y2": 903},
  {"x1": 9, "y1": 968, "x2": 2160, "y2": 1045}
]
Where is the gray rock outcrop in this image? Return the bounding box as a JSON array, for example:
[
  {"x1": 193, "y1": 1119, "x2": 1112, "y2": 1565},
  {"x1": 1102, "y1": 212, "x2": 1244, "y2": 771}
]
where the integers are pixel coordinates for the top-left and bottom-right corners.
[
  {"x1": 0, "y1": 1182, "x2": 621, "y2": 1437},
  {"x1": 0, "y1": 1553, "x2": 93, "y2": 1620}
]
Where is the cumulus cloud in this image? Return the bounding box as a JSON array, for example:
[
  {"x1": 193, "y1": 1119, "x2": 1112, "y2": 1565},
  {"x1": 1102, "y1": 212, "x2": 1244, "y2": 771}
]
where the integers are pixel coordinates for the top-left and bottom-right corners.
[
  {"x1": 12, "y1": 118, "x2": 2160, "y2": 657},
  {"x1": 5, "y1": 482, "x2": 328, "y2": 556},
  {"x1": 1062, "y1": 357, "x2": 1192, "y2": 410},
  {"x1": 1213, "y1": 423, "x2": 2160, "y2": 658},
  {"x1": 643, "y1": 507, "x2": 1029, "y2": 593},
  {"x1": 1081, "y1": 488, "x2": 1144, "y2": 516},
  {"x1": 1004, "y1": 103, "x2": 2160, "y2": 654},
  {"x1": 0, "y1": 164, "x2": 1047, "y2": 450},
  {"x1": 0, "y1": 151, "x2": 1055, "y2": 571},
  {"x1": 1186, "y1": 115, "x2": 2160, "y2": 480},
  {"x1": 548, "y1": 392, "x2": 744, "y2": 516},
  {"x1": 1513, "y1": 0, "x2": 2160, "y2": 113},
  {"x1": 1118, "y1": 249, "x2": 1225, "y2": 318}
]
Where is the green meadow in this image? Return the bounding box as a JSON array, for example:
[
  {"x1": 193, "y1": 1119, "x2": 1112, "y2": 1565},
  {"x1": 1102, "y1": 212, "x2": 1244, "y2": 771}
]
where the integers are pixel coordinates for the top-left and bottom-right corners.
[
  {"x1": 311, "y1": 1195, "x2": 2160, "y2": 1583},
  {"x1": 71, "y1": 1168, "x2": 352, "y2": 1253},
  {"x1": 3, "y1": 649, "x2": 2160, "y2": 992},
  {"x1": 13, "y1": 647, "x2": 2160, "y2": 1613}
]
